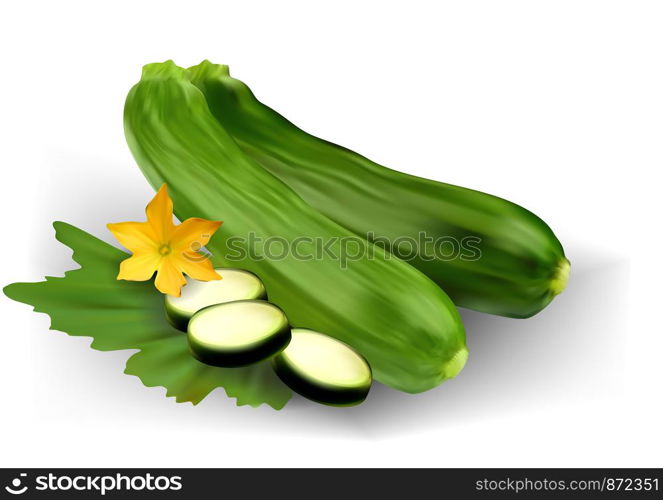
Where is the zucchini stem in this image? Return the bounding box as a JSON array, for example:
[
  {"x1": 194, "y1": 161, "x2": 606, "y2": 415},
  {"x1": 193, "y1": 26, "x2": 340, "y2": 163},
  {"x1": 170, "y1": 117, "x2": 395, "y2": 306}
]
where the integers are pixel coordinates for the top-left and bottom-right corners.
[
  {"x1": 550, "y1": 258, "x2": 571, "y2": 295},
  {"x1": 441, "y1": 347, "x2": 469, "y2": 380}
]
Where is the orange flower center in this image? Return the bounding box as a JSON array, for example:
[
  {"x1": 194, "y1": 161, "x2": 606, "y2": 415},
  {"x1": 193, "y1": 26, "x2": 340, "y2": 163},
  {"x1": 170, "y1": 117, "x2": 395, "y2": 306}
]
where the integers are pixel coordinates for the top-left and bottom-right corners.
[{"x1": 158, "y1": 244, "x2": 172, "y2": 256}]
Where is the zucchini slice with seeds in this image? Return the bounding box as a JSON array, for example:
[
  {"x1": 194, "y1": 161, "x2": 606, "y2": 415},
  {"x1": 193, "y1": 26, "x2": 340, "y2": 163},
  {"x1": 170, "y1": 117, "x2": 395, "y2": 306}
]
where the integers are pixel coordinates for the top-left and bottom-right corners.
[
  {"x1": 273, "y1": 328, "x2": 372, "y2": 406},
  {"x1": 165, "y1": 268, "x2": 266, "y2": 331},
  {"x1": 187, "y1": 300, "x2": 290, "y2": 367}
]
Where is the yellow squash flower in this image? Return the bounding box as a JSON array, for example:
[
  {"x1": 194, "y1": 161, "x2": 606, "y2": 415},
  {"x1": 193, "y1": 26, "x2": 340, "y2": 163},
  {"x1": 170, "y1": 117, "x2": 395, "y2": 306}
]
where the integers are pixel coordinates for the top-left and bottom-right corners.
[{"x1": 107, "y1": 184, "x2": 222, "y2": 297}]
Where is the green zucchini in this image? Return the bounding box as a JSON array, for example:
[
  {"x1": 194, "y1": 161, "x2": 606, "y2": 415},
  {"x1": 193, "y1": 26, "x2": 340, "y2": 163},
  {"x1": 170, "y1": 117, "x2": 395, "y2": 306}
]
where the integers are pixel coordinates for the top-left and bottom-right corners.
[
  {"x1": 273, "y1": 328, "x2": 372, "y2": 406},
  {"x1": 165, "y1": 268, "x2": 266, "y2": 331},
  {"x1": 187, "y1": 61, "x2": 570, "y2": 318},
  {"x1": 124, "y1": 61, "x2": 467, "y2": 393},
  {"x1": 188, "y1": 300, "x2": 290, "y2": 367}
]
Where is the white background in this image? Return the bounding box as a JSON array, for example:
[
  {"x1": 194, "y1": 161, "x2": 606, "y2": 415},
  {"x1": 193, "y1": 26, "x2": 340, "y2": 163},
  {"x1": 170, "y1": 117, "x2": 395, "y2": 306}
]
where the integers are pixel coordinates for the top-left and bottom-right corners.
[{"x1": 0, "y1": 0, "x2": 661, "y2": 467}]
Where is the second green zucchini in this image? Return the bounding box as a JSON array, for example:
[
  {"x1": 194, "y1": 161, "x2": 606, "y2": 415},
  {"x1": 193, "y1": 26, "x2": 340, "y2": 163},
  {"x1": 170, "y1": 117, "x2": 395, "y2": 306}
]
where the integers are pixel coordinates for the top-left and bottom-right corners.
[{"x1": 187, "y1": 61, "x2": 570, "y2": 318}]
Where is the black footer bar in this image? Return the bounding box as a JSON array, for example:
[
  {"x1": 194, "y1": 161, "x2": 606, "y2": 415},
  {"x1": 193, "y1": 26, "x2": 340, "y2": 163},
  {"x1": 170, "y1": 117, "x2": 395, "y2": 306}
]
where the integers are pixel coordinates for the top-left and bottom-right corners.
[{"x1": 0, "y1": 468, "x2": 661, "y2": 498}]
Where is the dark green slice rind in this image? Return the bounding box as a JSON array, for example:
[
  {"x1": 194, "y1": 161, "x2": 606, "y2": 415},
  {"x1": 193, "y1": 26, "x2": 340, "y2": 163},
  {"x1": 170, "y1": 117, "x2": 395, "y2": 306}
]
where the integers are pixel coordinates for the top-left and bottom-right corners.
[{"x1": 273, "y1": 328, "x2": 372, "y2": 406}]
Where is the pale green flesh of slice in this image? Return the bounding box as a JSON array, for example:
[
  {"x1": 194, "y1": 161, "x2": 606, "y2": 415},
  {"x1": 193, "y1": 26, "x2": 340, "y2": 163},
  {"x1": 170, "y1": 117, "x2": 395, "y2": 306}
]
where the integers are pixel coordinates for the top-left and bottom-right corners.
[
  {"x1": 188, "y1": 300, "x2": 288, "y2": 353},
  {"x1": 165, "y1": 268, "x2": 266, "y2": 330},
  {"x1": 280, "y1": 329, "x2": 371, "y2": 390}
]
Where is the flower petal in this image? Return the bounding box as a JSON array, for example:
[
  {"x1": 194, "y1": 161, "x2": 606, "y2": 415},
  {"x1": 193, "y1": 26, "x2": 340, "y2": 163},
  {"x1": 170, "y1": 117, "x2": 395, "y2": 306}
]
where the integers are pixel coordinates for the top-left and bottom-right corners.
[
  {"x1": 146, "y1": 184, "x2": 175, "y2": 242},
  {"x1": 117, "y1": 253, "x2": 161, "y2": 281},
  {"x1": 171, "y1": 217, "x2": 223, "y2": 252},
  {"x1": 107, "y1": 222, "x2": 158, "y2": 253},
  {"x1": 155, "y1": 257, "x2": 187, "y2": 297},
  {"x1": 174, "y1": 253, "x2": 222, "y2": 282}
]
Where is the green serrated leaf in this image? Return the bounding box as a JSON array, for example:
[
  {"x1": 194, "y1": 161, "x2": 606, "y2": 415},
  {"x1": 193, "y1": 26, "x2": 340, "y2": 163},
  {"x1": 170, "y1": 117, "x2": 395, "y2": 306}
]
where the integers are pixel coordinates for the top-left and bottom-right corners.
[{"x1": 3, "y1": 221, "x2": 292, "y2": 410}]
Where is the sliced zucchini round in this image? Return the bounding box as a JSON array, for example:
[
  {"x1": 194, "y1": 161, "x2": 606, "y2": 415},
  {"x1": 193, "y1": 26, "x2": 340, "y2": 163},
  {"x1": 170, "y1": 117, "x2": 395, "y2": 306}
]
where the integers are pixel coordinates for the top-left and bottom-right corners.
[
  {"x1": 165, "y1": 268, "x2": 266, "y2": 331},
  {"x1": 187, "y1": 300, "x2": 290, "y2": 367},
  {"x1": 273, "y1": 329, "x2": 372, "y2": 406}
]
